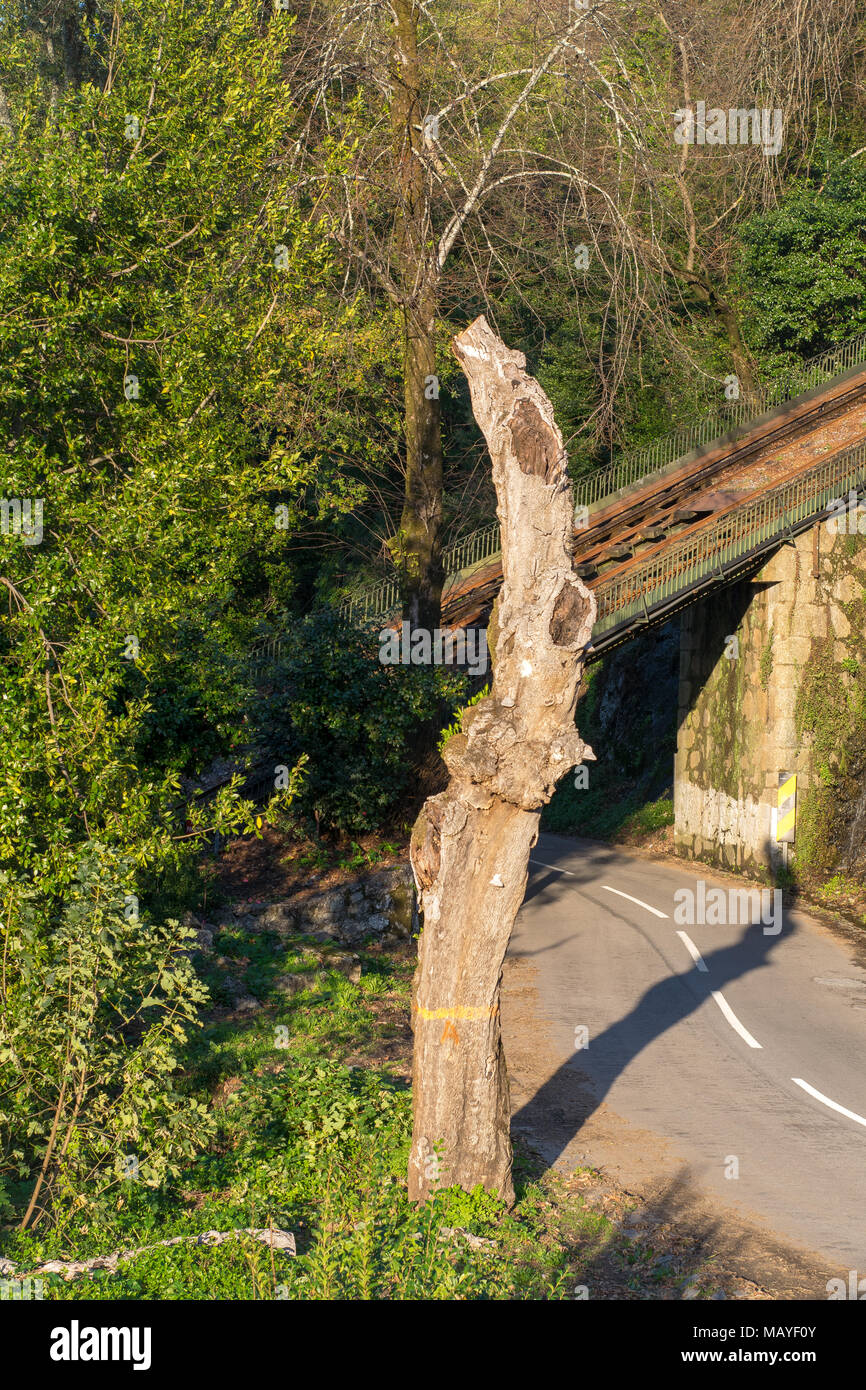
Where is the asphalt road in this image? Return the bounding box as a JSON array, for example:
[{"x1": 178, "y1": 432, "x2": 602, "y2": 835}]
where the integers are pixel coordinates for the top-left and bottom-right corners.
[{"x1": 508, "y1": 832, "x2": 866, "y2": 1269}]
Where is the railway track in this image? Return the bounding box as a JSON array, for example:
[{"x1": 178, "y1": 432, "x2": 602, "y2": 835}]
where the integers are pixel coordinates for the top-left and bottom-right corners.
[
  {"x1": 438, "y1": 364, "x2": 866, "y2": 647},
  {"x1": 248, "y1": 331, "x2": 866, "y2": 670}
]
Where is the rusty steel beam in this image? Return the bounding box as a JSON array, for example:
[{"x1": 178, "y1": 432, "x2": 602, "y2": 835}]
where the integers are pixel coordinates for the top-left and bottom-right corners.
[{"x1": 440, "y1": 369, "x2": 866, "y2": 639}]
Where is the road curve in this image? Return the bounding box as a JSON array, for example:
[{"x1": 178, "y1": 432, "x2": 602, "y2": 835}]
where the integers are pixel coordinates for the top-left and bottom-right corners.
[{"x1": 506, "y1": 832, "x2": 866, "y2": 1269}]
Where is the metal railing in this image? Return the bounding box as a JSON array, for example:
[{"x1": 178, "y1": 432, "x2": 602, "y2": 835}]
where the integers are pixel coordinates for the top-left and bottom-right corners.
[
  {"x1": 249, "y1": 329, "x2": 866, "y2": 659},
  {"x1": 591, "y1": 436, "x2": 866, "y2": 644},
  {"x1": 250, "y1": 630, "x2": 293, "y2": 673},
  {"x1": 575, "y1": 329, "x2": 866, "y2": 510},
  {"x1": 331, "y1": 330, "x2": 866, "y2": 631},
  {"x1": 337, "y1": 573, "x2": 401, "y2": 628},
  {"x1": 334, "y1": 520, "x2": 503, "y2": 628},
  {"x1": 441, "y1": 521, "x2": 502, "y2": 589}
]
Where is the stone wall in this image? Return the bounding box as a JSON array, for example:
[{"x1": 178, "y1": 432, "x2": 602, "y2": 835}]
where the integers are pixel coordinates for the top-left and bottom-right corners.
[
  {"x1": 674, "y1": 520, "x2": 866, "y2": 878},
  {"x1": 187, "y1": 864, "x2": 418, "y2": 1015},
  {"x1": 214, "y1": 863, "x2": 417, "y2": 947}
]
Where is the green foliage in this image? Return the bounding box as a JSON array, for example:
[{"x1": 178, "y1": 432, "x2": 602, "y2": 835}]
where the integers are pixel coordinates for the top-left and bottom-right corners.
[
  {"x1": 819, "y1": 871, "x2": 854, "y2": 900},
  {"x1": 336, "y1": 840, "x2": 401, "y2": 873},
  {"x1": 620, "y1": 796, "x2": 675, "y2": 836},
  {"x1": 437, "y1": 682, "x2": 490, "y2": 753},
  {"x1": 544, "y1": 636, "x2": 678, "y2": 841},
  {"x1": 793, "y1": 612, "x2": 866, "y2": 881},
  {"x1": 0, "y1": 0, "x2": 349, "y2": 889},
  {"x1": 759, "y1": 628, "x2": 775, "y2": 691},
  {"x1": 0, "y1": 925, "x2": 610, "y2": 1299},
  {"x1": 0, "y1": 0, "x2": 325, "y2": 1228},
  {"x1": 544, "y1": 779, "x2": 671, "y2": 842},
  {"x1": 254, "y1": 611, "x2": 468, "y2": 834},
  {"x1": 0, "y1": 846, "x2": 214, "y2": 1230},
  {"x1": 737, "y1": 160, "x2": 866, "y2": 367}
]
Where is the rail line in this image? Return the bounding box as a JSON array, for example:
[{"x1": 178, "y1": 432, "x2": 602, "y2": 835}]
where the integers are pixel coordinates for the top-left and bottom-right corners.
[{"x1": 250, "y1": 330, "x2": 866, "y2": 671}]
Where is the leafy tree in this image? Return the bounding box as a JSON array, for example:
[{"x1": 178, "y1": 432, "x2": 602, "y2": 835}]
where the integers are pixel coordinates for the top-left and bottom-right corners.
[
  {"x1": 0, "y1": 0, "x2": 347, "y2": 886},
  {"x1": 737, "y1": 160, "x2": 866, "y2": 368},
  {"x1": 255, "y1": 610, "x2": 467, "y2": 835},
  {"x1": 0, "y1": 0, "x2": 339, "y2": 1226}
]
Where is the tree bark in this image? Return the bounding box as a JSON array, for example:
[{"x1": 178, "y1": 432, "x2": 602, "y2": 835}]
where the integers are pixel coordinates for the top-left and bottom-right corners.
[
  {"x1": 388, "y1": 0, "x2": 444, "y2": 632},
  {"x1": 674, "y1": 264, "x2": 759, "y2": 400},
  {"x1": 407, "y1": 315, "x2": 597, "y2": 1204},
  {"x1": 396, "y1": 283, "x2": 444, "y2": 631}
]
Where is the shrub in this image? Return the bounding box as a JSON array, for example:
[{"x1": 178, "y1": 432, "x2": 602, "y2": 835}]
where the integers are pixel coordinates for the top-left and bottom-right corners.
[
  {"x1": 0, "y1": 845, "x2": 215, "y2": 1232},
  {"x1": 253, "y1": 611, "x2": 467, "y2": 833},
  {"x1": 437, "y1": 683, "x2": 490, "y2": 753}
]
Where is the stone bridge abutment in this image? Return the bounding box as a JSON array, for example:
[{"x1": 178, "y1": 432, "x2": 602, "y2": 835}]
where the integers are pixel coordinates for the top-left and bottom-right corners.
[{"x1": 674, "y1": 519, "x2": 866, "y2": 878}]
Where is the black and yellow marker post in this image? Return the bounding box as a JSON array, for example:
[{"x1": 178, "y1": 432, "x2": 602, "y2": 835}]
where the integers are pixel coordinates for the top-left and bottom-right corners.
[{"x1": 776, "y1": 771, "x2": 797, "y2": 868}]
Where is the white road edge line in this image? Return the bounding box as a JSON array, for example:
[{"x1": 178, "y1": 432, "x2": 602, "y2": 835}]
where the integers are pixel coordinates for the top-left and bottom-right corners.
[
  {"x1": 676, "y1": 930, "x2": 709, "y2": 972},
  {"x1": 602, "y1": 885, "x2": 669, "y2": 919},
  {"x1": 792, "y1": 1078, "x2": 866, "y2": 1130},
  {"x1": 711, "y1": 991, "x2": 762, "y2": 1049},
  {"x1": 528, "y1": 865, "x2": 670, "y2": 924},
  {"x1": 529, "y1": 857, "x2": 578, "y2": 876}
]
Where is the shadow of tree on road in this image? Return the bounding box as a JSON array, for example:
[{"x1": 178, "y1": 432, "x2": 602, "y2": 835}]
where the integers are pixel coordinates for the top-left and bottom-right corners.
[{"x1": 510, "y1": 906, "x2": 785, "y2": 1170}]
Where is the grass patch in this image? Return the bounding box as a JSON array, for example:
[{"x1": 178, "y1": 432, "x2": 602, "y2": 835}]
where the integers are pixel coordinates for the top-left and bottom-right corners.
[
  {"x1": 0, "y1": 920, "x2": 635, "y2": 1301},
  {"x1": 619, "y1": 797, "x2": 675, "y2": 838},
  {"x1": 543, "y1": 785, "x2": 674, "y2": 843},
  {"x1": 2, "y1": 844, "x2": 740, "y2": 1301}
]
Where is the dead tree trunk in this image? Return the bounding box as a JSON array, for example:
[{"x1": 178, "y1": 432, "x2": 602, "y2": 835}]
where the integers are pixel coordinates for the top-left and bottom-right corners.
[{"x1": 407, "y1": 315, "x2": 597, "y2": 1204}]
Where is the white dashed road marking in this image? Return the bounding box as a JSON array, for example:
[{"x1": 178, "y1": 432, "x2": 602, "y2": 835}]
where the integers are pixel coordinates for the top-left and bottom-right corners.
[
  {"x1": 792, "y1": 1078, "x2": 866, "y2": 1130},
  {"x1": 711, "y1": 990, "x2": 762, "y2": 1049},
  {"x1": 676, "y1": 930, "x2": 709, "y2": 972},
  {"x1": 602, "y1": 885, "x2": 669, "y2": 919},
  {"x1": 529, "y1": 858, "x2": 577, "y2": 876},
  {"x1": 531, "y1": 859, "x2": 764, "y2": 1049}
]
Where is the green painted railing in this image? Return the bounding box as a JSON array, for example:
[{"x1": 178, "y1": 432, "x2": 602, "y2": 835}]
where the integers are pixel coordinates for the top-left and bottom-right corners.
[
  {"x1": 331, "y1": 520, "x2": 503, "y2": 631},
  {"x1": 249, "y1": 329, "x2": 866, "y2": 669},
  {"x1": 575, "y1": 329, "x2": 866, "y2": 511},
  {"x1": 591, "y1": 434, "x2": 866, "y2": 644},
  {"x1": 332, "y1": 330, "x2": 866, "y2": 631}
]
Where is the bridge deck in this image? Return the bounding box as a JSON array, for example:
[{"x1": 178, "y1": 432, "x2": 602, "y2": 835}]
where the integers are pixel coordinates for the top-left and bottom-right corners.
[
  {"x1": 251, "y1": 335, "x2": 866, "y2": 673},
  {"x1": 437, "y1": 364, "x2": 866, "y2": 654}
]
